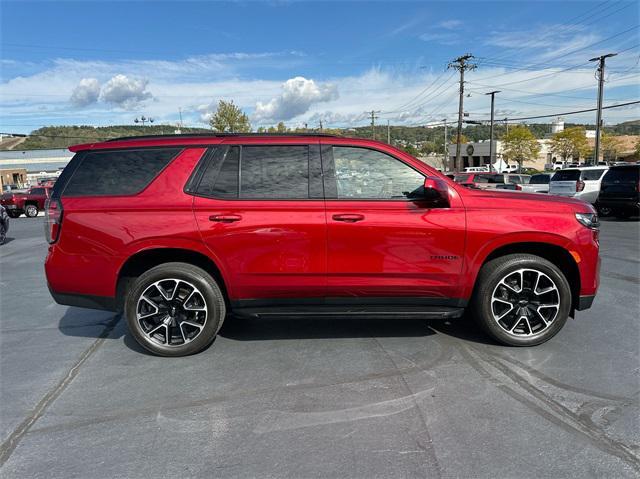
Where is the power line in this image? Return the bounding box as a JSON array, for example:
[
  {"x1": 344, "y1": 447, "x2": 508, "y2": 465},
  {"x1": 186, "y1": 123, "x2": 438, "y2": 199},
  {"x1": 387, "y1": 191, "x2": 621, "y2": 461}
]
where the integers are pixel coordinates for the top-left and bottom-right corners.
[{"x1": 499, "y1": 100, "x2": 639, "y2": 122}]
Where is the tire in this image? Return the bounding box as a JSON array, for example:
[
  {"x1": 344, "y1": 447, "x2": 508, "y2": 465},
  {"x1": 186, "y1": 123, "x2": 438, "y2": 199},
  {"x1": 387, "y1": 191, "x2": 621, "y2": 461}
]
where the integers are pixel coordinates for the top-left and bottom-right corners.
[
  {"x1": 6, "y1": 211, "x2": 20, "y2": 219},
  {"x1": 597, "y1": 205, "x2": 613, "y2": 217},
  {"x1": 124, "y1": 262, "x2": 226, "y2": 357},
  {"x1": 24, "y1": 204, "x2": 38, "y2": 217},
  {"x1": 470, "y1": 254, "x2": 571, "y2": 346}
]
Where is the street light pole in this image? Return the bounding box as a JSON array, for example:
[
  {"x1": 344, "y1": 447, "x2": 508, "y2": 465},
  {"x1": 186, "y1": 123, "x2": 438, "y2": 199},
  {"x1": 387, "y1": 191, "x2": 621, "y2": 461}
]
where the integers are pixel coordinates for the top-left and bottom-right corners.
[
  {"x1": 485, "y1": 91, "x2": 500, "y2": 172},
  {"x1": 589, "y1": 53, "x2": 617, "y2": 166}
]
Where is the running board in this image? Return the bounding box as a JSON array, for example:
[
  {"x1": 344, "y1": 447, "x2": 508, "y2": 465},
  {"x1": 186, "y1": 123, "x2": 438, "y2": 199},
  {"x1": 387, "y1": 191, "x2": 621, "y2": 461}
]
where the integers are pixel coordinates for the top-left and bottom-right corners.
[{"x1": 233, "y1": 305, "x2": 465, "y2": 319}]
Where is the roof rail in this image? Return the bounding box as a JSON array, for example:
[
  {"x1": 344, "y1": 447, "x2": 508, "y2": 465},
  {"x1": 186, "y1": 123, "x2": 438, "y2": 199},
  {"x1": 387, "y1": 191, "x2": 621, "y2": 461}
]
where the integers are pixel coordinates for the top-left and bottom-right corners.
[{"x1": 105, "y1": 132, "x2": 339, "y2": 142}]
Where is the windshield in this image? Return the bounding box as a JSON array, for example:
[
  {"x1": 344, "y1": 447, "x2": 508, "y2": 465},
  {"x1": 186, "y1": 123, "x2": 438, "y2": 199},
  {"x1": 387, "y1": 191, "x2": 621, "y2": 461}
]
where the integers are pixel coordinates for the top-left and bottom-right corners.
[
  {"x1": 551, "y1": 170, "x2": 581, "y2": 181},
  {"x1": 530, "y1": 174, "x2": 550, "y2": 184}
]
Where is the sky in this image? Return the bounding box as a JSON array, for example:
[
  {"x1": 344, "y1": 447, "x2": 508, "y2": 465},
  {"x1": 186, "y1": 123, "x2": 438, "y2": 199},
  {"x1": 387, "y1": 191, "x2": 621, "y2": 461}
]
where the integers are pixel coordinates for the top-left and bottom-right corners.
[{"x1": 1, "y1": 0, "x2": 639, "y2": 134}]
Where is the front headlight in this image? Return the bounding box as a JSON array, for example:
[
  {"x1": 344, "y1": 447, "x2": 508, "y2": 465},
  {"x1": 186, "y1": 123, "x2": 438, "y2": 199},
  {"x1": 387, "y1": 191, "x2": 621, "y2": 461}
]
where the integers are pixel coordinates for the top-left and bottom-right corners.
[{"x1": 575, "y1": 212, "x2": 600, "y2": 229}]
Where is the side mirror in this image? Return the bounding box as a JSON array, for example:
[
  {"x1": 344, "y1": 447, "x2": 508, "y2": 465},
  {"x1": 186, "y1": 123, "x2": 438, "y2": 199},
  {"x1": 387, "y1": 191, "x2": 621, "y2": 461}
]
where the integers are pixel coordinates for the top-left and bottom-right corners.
[{"x1": 422, "y1": 178, "x2": 450, "y2": 206}]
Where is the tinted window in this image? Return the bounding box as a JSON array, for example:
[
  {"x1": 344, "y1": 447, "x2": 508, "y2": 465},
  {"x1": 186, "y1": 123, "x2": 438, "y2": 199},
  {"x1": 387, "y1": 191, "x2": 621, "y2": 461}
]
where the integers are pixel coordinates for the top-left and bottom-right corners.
[
  {"x1": 30, "y1": 188, "x2": 45, "y2": 195},
  {"x1": 530, "y1": 174, "x2": 550, "y2": 184},
  {"x1": 551, "y1": 170, "x2": 581, "y2": 181},
  {"x1": 602, "y1": 166, "x2": 639, "y2": 184},
  {"x1": 332, "y1": 147, "x2": 424, "y2": 199},
  {"x1": 508, "y1": 176, "x2": 520, "y2": 184},
  {"x1": 582, "y1": 169, "x2": 607, "y2": 181},
  {"x1": 197, "y1": 146, "x2": 239, "y2": 198},
  {"x1": 474, "y1": 176, "x2": 490, "y2": 183},
  {"x1": 240, "y1": 146, "x2": 309, "y2": 199},
  {"x1": 488, "y1": 174, "x2": 504, "y2": 184},
  {"x1": 63, "y1": 148, "x2": 181, "y2": 196},
  {"x1": 454, "y1": 174, "x2": 470, "y2": 183}
]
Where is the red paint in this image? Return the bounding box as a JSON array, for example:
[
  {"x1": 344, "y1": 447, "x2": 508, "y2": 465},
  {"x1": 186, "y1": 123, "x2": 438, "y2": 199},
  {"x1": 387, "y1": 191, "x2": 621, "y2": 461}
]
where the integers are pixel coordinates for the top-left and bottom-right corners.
[{"x1": 45, "y1": 135, "x2": 600, "y2": 309}]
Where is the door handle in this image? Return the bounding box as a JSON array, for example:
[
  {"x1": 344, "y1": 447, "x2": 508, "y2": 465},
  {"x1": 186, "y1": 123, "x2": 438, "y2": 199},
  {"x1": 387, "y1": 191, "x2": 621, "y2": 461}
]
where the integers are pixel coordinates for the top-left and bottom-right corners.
[
  {"x1": 209, "y1": 214, "x2": 242, "y2": 223},
  {"x1": 332, "y1": 214, "x2": 365, "y2": 223}
]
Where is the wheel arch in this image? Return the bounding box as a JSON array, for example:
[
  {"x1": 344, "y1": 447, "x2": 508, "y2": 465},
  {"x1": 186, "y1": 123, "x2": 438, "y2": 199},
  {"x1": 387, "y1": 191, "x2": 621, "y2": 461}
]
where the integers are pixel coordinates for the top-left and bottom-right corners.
[
  {"x1": 116, "y1": 248, "x2": 229, "y2": 311},
  {"x1": 478, "y1": 242, "x2": 580, "y2": 312}
]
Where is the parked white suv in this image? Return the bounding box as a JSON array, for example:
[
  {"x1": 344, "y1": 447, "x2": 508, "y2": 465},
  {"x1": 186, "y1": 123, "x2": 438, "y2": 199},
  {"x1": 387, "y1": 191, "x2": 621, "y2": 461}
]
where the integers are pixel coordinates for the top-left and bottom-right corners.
[{"x1": 549, "y1": 167, "x2": 609, "y2": 204}]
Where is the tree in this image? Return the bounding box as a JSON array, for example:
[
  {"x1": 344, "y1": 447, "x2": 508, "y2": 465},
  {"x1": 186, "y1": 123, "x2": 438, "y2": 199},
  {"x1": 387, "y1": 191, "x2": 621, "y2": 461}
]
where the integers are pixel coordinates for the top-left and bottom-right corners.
[
  {"x1": 600, "y1": 132, "x2": 621, "y2": 162},
  {"x1": 451, "y1": 134, "x2": 469, "y2": 144},
  {"x1": 501, "y1": 126, "x2": 541, "y2": 170},
  {"x1": 635, "y1": 137, "x2": 640, "y2": 158},
  {"x1": 549, "y1": 126, "x2": 589, "y2": 162},
  {"x1": 209, "y1": 100, "x2": 251, "y2": 133},
  {"x1": 276, "y1": 121, "x2": 288, "y2": 133}
]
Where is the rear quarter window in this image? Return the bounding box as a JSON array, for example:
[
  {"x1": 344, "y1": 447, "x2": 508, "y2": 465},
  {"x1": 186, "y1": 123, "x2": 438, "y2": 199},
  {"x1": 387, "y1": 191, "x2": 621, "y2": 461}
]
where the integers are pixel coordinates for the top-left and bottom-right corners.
[
  {"x1": 602, "y1": 166, "x2": 639, "y2": 183},
  {"x1": 551, "y1": 170, "x2": 581, "y2": 181},
  {"x1": 62, "y1": 148, "x2": 181, "y2": 197},
  {"x1": 582, "y1": 169, "x2": 607, "y2": 181}
]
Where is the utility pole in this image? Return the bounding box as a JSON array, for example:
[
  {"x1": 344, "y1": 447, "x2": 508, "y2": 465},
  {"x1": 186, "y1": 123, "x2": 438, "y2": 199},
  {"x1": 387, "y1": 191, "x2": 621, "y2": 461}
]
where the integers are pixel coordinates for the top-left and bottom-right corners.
[
  {"x1": 318, "y1": 119, "x2": 323, "y2": 132},
  {"x1": 589, "y1": 52, "x2": 617, "y2": 165},
  {"x1": 448, "y1": 54, "x2": 476, "y2": 172},
  {"x1": 367, "y1": 110, "x2": 380, "y2": 140},
  {"x1": 442, "y1": 119, "x2": 448, "y2": 171},
  {"x1": 485, "y1": 91, "x2": 500, "y2": 172},
  {"x1": 387, "y1": 120, "x2": 391, "y2": 144}
]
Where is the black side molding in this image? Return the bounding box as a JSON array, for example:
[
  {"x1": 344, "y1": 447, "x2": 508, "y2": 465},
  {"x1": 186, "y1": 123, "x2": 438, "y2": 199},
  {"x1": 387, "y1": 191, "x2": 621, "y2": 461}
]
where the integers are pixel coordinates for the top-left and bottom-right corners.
[
  {"x1": 576, "y1": 295, "x2": 596, "y2": 311},
  {"x1": 49, "y1": 286, "x2": 118, "y2": 312}
]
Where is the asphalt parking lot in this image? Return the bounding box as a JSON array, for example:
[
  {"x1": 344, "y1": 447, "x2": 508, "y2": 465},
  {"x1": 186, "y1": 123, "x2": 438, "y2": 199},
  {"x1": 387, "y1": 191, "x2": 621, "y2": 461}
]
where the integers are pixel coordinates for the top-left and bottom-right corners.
[{"x1": 1, "y1": 216, "x2": 639, "y2": 478}]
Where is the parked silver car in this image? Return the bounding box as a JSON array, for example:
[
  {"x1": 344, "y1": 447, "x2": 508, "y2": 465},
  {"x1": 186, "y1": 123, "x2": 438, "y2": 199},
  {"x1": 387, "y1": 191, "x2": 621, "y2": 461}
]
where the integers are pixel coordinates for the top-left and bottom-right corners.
[{"x1": 549, "y1": 167, "x2": 609, "y2": 204}]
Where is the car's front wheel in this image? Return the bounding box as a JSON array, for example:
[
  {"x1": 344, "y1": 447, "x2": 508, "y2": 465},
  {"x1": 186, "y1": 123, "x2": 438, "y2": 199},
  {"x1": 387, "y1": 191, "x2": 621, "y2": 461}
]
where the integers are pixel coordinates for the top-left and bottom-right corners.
[
  {"x1": 6, "y1": 211, "x2": 21, "y2": 218},
  {"x1": 125, "y1": 262, "x2": 226, "y2": 356},
  {"x1": 471, "y1": 254, "x2": 571, "y2": 346}
]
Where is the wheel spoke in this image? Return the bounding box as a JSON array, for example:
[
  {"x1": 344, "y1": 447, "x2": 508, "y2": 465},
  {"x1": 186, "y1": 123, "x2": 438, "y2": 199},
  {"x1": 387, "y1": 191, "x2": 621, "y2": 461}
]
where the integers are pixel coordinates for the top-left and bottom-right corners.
[
  {"x1": 492, "y1": 298, "x2": 515, "y2": 320},
  {"x1": 183, "y1": 289, "x2": 206, "y2": 311},
  {"x1": 180, "y1": 320, "x2": 204, "y2": 331},
  {"x1": 138, "y1": 296, "x2": 159, "y2": 319}
]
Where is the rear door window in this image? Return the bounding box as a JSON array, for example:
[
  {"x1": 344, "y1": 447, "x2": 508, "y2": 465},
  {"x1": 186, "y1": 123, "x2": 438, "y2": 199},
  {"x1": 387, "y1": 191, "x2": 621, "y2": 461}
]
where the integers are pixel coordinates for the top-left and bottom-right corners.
[
  {"x1": 551, "y1": 170, "x2": 581, "y2": 181},
  {"x1": 63, "y1": 148, "x2": 181, "y2": 197},
  {"x1": 582, "y1": 169, "x2": 607, "y2": 181},
  {"x1": 240, "y1": 146, "x2": 309, "y2": 199}
]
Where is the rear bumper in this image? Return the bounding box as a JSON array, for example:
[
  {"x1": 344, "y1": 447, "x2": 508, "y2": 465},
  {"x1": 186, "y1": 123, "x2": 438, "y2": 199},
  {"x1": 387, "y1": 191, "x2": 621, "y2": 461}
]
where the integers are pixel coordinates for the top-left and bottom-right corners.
[
  {"x1": 576, "y1": 294, "x2": 595, "y2": 311},
  {"x1": 48, "y1": 285, "x2": 118, "y2": 312},
  {"x1": 596, "y1": 198, "x2": 640, "y2": 211}
]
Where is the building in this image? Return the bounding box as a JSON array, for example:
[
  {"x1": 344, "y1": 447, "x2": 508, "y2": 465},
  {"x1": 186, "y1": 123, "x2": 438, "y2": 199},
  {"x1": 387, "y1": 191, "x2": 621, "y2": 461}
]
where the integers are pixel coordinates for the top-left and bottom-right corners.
[
  {"x1": 1, "y1": 168, "x2": 28, "y2": 190},
  {"x1": 0, "y1": 148, "x2": 72, "y2": 186}
]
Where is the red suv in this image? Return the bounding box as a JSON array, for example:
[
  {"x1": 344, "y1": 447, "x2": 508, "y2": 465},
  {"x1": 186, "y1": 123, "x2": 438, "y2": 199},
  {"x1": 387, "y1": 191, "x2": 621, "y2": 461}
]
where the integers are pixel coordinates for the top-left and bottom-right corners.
[{"x1": 45, "y1": 134, "x2": 600, "y2": 356}]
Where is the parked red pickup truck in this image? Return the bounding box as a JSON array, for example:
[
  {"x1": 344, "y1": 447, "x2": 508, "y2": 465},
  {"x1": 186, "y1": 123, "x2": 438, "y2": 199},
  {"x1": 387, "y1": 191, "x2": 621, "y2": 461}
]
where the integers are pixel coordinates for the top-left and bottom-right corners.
[{"x1": 0, "y1": 186, "x2": 52, "y2": 218}]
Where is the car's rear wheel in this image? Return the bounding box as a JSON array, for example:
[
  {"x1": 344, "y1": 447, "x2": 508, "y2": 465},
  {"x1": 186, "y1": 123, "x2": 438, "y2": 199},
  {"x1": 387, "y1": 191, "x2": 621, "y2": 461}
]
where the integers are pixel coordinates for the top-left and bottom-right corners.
[
  {"x1": 471, "y1": 254, "x2": 571, "y2": 346},
  {"x1": 125, "y1": 262, "x2": 226, "y2": 356},
  {"x1": 24, "y1": 204, "x2": 38, "y2": 217},
  {"x1": 6, "y1": 211, "x2": 21, "y2": 218}
]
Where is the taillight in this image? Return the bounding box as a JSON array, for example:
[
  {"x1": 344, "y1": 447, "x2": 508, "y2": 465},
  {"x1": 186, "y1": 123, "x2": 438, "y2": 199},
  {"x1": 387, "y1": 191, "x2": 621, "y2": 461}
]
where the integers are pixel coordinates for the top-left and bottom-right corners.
[
  {"x1": 44, "y1": 198, "x2": 63, "y2": 244},
  {"x1": 576, "y1": 180, "x2": 585, "y2": 192},
  {"x1": 515, "y1": 184, "x2": 522, "y2": 191}
]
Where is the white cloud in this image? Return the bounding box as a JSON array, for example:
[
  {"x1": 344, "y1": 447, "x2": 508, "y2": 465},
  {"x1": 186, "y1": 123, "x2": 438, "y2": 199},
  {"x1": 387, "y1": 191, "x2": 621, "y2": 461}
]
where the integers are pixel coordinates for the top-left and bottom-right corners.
[
  {"x1": 100, "y1": 74, "x2": 153, "y2": 109},
  {"x1": 439, "y1": 19, "x2": 462, "y2": 30},
  {"x1": 70, "y1": 78, "x2": 101, "y2": 107},
  {"x1": 253, "y1": 76, "x2": 338, "y2": 122}
]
